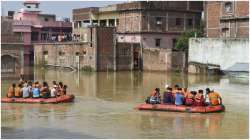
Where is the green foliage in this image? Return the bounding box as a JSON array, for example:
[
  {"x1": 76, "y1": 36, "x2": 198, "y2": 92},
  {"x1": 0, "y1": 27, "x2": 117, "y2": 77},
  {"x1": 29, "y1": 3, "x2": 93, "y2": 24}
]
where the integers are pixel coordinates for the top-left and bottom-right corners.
[
  {"x1": 81, "y1": 65, "x2": 94, "y2": 72},
  {"x1": 175, "y1": 29, "x2": 203, "y2": 51}
]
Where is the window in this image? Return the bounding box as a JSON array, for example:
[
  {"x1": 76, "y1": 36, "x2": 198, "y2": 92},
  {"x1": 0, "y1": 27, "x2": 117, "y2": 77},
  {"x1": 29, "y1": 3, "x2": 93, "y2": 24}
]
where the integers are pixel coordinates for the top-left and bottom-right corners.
[
  {"x1": 225, "y1": 2, "x2": 232, "y2": 13},
  {"x1": 172, "y1": 39, "x2": 177, "y2": 51},
  {"x1": 116, "y1": 19, "x2": 119, "y2": 26},
  {"x1": 59, "y1": 51, "x2": 65, "y2": 56},
  {"x1": 155, "y1": 17, "x2": 162, "y2": 25},
  {"x1": 155, "y1": 39, "x2": 161, "y2": 47},
  {"x1": 27, "y1": 6, "x2": 31, "y2": 8},
  {"x1": 188, "y1": 18, "x2": 193, "y2": 26},
  {"x1": 44, "y1": 18, "x2": 49, "y2": 22},
  {"x1": 75, "y1": 52, "x2": 80, "y2": 56},
  {"x1": 176, "y1": 18, "x2": 181, "y2": 26}
]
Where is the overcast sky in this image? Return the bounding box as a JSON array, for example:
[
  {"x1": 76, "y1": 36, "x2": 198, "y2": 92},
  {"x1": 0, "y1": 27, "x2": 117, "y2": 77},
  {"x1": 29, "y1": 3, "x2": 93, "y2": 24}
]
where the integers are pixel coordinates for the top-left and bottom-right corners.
[{"x1": 1, "y1": 1, "x2": 126, "y2": 20}]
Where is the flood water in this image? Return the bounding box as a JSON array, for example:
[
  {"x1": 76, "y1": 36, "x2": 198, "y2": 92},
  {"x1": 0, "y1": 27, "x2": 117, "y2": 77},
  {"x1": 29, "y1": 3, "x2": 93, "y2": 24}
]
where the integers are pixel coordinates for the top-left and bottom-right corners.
[{"x1": 1, "y1": 67, "x2": 249, "y2": 139}]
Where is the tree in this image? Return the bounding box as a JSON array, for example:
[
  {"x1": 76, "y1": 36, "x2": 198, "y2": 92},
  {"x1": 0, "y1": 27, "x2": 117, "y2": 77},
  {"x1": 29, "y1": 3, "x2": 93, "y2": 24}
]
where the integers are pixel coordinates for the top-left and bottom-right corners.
[{"x1": 175, "y1": 29, "x2": 203, "y2": 51}]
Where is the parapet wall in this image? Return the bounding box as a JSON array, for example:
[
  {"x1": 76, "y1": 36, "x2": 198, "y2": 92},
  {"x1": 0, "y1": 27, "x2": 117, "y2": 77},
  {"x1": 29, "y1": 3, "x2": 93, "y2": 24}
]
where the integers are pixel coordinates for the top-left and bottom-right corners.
[{"x1": 188, "y1": 38, "x2": 249, "y2": 71}]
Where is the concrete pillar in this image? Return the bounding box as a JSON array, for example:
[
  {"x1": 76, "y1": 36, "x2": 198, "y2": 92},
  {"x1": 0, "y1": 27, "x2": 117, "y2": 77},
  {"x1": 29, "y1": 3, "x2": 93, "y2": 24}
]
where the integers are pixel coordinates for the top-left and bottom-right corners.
[
  {"x1": 106, "y1": 19, "x2": 109, "y2": 27},
  {"x1": 114, "y1": 18, "x2": 117, "y2": 27},
  {"x1": 20, "y1": 49, "x2": 24, "y2": 75},
  {"x1": 140, "y1": 40, "x2": 143, "y2": 71},
  {"x1": 113, "y1": 33, "x2": 117, "y2": 71},
  {"x1": 90, "y1": 20, "x2": 93, "y2": 26},
  {"x1": 184, "y1": 14, "x2": 186, "y2": 31},
  {"x1": 131, "y1": 43, "x2": 134, "y2": 70},
  {"x1": 98, "y1": 20, "x2": 100, "y2": 26}
]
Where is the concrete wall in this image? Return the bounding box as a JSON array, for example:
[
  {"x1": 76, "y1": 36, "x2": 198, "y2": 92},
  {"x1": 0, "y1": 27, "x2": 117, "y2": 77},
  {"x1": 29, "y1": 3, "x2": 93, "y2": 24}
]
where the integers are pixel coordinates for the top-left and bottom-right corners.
[
  {"x1": 143, "y1": 48, "x2": 172, "y2": 71},
  {"x1": 189, "y1": 38, "x2": 249, "y2": 71},
  {"x1": 34, "y1": 42, "x2": 97, "y2": 70}
]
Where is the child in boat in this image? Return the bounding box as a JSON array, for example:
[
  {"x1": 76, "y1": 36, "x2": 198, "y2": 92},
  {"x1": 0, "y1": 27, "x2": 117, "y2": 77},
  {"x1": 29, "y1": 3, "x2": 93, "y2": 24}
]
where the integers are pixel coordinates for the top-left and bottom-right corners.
[
  {"x1": 185, "y1": 91, "x2": 195, "y2": 106},
  {"x1": 175, "y1": 88, "x2": 184, "y2": 106},
  {"x1": 149, "y1": 88, "x2": 161, "y2": 104},
  {"x1": 7, "y1": 83, "x2": 16, "y2": 98},
  {"x1": 32, "y1": 84, "x2": 40, "y2": 98},
  {"x1": 40, "y1": 82, "x2": 50, "y2": 98},
  {"x1": 206, "y1": 88, "x2": 222, "y2": 106},
  {"x1": 15, "y1": 83, "x2": 23, "y2": 98},
  {"x1": 58, "y1": 82, "x2": 64, "y2": 96},
  {"x1": 50, "y1": 85, "x2": 57, "y2": 98},
  {"x1": 194, "y1": 89, "x2": 205, "y2": 106},
  {"x1": 62, "y1": 85, "x2": 67, "y2": 95},
  {"x1": 27, "y1": 81, "x2": 33, "y2": 97},
  {"x1": 173, "y1": 84, "x2": 179, "y2": 95},
  {"x1": 22, "y1": 83, "x2": 30, "y2": 98},
  {"x1": 163, "y1": 85, "x2": 174, "y2": 104}
]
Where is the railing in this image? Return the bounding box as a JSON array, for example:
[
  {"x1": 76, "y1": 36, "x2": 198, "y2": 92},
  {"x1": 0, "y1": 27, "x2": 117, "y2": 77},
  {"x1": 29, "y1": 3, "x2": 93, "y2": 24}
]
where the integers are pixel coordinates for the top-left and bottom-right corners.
[
  {"x1": 1, "y1": 35, "x2": 24, "y2": 43},
  {"x1": 37, "y1": 21, "x2": 72, "y2": 28}
]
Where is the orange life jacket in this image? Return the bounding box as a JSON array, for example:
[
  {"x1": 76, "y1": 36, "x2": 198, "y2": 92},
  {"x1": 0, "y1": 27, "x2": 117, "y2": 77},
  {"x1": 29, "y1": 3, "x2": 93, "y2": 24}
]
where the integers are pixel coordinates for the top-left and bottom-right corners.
[
  {"x1": 208, "y1": 92, "x2": 221, "y2": 105},
  {"x1": 7, "y1": 87, "x2": 15, "y2": 98}
]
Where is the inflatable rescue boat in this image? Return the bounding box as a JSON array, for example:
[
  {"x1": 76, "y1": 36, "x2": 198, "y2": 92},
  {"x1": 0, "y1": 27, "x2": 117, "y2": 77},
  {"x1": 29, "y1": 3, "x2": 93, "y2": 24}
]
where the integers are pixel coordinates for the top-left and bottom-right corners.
[
  {"x1": 1, "y1": 94, "x2": 75, "y2": 104},
  {"x1": 135, "y1": 103, "x2": 225, "y2": 113}
]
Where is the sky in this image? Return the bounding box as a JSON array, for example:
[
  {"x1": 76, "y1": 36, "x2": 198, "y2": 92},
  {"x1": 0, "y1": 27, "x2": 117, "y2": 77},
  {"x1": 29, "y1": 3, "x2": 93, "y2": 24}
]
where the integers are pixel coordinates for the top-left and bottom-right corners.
[{"x1": 1, "y1": 1, "x2": 126, "y2": 20}]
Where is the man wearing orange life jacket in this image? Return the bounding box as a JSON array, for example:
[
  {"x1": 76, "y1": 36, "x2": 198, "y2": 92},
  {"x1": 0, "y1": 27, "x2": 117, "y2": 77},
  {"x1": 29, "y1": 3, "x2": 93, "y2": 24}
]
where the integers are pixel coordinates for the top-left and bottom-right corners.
[
  {"x1": 7, "y1": 83, "x2": 16, "y2": 98},
  {"x1": 206, "y1": 88, "x2": 222, "y2": 106}
]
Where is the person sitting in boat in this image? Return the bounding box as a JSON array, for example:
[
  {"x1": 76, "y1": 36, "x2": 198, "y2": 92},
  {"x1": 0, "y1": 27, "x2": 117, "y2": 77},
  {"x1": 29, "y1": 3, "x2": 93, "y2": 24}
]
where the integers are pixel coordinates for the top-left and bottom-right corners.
[
  {"x1": 194, "y1": 89, "x2": 205, "y2": 106},
  {"x1": 22, "y1": 83, "x2": 30, "y2": 98},
  {"x1": 7, "y1": 83, "x2": 16, "y2": 98},
  {"x1": 32, "y1": 84, "x2": 40, "y2": 98},
  {"x1": 163, "y1": 85, "x2": 174, "y2": 104},
  {"x1": 27, "y1": 81, "x2": 33, "y2": 97},
  {"x1": 57, "y1": 82, "x2": 64, "y2": 96},
  {"x1": 182, "y1": 87, "x2": 188, "y2": 97},
  {"x1": 175, "y1": 88, "x2": 184, "y2": 106},
  {"x1": 40, "y1": 82, "x2": 50, "y2": 99},
  {"x1": 15, "y1": 83, "x2": 23, "y2": 98},
  {"x1": 206, "y1": 88, "x2": 222, "y2": 106},
  {"x1": 149, "y1": 88, "x2": 161, "y2": 104},
  {"x1": 185, "y1": 91, "x2": 195, "y2": 106},
  {"x1": 50, "y1": 85, "x2": 57, "y2": 98},
  {"x1": 173, "y1": 84, "x2": 179, "y2": 95},
  {"x1": 61, "y1": 85, "x2": 67, "y2": 95}
]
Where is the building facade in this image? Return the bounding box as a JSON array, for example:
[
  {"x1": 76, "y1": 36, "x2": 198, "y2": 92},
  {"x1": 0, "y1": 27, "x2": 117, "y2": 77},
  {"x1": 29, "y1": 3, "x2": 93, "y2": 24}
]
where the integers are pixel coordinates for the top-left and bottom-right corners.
[
  {"x1": 1, "y1": 1, "x2": 72, "y2": 78},
  {"x1": 204, "y1": 1, "x2": 249, "y2": 38},
  {"x1": 72, "y1": 1, "x2": 203, "y2": 71}
]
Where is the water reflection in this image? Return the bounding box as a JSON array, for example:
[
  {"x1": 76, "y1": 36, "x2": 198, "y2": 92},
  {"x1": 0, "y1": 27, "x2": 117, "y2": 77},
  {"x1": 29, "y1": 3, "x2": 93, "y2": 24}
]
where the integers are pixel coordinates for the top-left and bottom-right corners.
[{"x1": 1, "y1": 67, "x2": 249, "y2": 139}]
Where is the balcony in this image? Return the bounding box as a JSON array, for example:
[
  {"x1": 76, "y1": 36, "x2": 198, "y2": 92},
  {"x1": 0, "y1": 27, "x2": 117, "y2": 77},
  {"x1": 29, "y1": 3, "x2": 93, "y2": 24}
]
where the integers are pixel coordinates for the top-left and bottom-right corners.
[
  {"x1": 1, "y1": 34, "x2": 24, "y2": 44},
  {"x1": 37, "y1": 21, "x2": 72, "y2": 28}
]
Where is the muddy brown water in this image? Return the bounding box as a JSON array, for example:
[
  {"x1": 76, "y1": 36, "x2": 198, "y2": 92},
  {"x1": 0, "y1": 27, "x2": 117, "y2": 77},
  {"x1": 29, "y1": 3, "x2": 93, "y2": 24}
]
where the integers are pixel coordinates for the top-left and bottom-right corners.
[{"x1": 1, "y1": 67, "x2": 249, "y2": 138}]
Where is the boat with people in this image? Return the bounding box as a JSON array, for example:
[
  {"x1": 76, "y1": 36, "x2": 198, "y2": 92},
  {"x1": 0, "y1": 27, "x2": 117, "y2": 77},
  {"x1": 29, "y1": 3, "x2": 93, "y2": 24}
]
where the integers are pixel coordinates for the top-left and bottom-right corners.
[
  {"x1": 136, "y1": 84, "x2": 225, "y2": 113},
  {"x1": 1, "y1": 94, "x2": 75, "y2": 104},
  {"x1": 135, "y1": 103, "x2": 225, "y2": 113},
  {"x1": 2, "y1": 79, "x2": 75, "y2": 104}
]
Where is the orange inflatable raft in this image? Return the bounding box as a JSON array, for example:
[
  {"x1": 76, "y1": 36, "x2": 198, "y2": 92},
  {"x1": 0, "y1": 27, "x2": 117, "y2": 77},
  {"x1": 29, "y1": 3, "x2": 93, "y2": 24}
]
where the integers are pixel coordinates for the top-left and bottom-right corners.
[
  {"x1": 135, "y1": 103, "x2": 225, "y2": 113},
  {"x1": 1, "y1": 95, "x2": 75, "y2": 104}
]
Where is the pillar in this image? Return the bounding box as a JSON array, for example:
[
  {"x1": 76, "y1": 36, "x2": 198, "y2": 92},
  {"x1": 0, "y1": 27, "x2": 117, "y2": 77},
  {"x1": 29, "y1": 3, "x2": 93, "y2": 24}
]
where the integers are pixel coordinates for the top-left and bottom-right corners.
[
  {"x1": 106, "y1": 19, "x2": 109, "y2": 27},
  {"x1": 130, "y1": 43, "x2": 134, "y2": 70}
]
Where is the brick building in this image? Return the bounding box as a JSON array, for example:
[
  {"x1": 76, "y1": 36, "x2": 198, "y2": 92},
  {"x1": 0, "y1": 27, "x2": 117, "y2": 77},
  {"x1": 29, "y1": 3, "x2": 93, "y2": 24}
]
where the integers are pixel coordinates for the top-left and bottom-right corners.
[
  {"x1": 204, "y1": 1, "x2": 249, "y2": 38},
  {"x1": 34, "y1": 27, "x2": 115, "y2": 71},
  {"x1": 1, "y1": 1, "x2": 72, "y2": 78},
  {"x1": 72, "y1": 1, "x2": 203, "y2": 71}
]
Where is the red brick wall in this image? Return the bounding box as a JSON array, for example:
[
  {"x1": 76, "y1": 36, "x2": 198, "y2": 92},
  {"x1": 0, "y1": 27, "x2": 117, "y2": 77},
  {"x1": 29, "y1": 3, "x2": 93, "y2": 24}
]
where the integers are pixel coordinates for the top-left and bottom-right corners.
[{"x1": 205, "y1": 1, "x2": 249, "y2": 38}]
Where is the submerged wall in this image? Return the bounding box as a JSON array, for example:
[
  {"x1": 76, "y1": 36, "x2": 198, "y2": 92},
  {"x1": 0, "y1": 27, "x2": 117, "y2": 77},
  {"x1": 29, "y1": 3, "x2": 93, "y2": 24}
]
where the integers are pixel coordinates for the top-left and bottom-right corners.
[{"x1": 189, "y1": 38, "x2": 249, "y2": 71}]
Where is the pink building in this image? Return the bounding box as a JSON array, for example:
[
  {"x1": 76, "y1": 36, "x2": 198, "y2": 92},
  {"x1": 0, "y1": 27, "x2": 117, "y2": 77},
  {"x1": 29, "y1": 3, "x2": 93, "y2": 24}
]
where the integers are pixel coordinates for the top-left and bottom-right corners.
[{"x1": 11, "y1": 0, "x2": 72, "y2": 65}]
